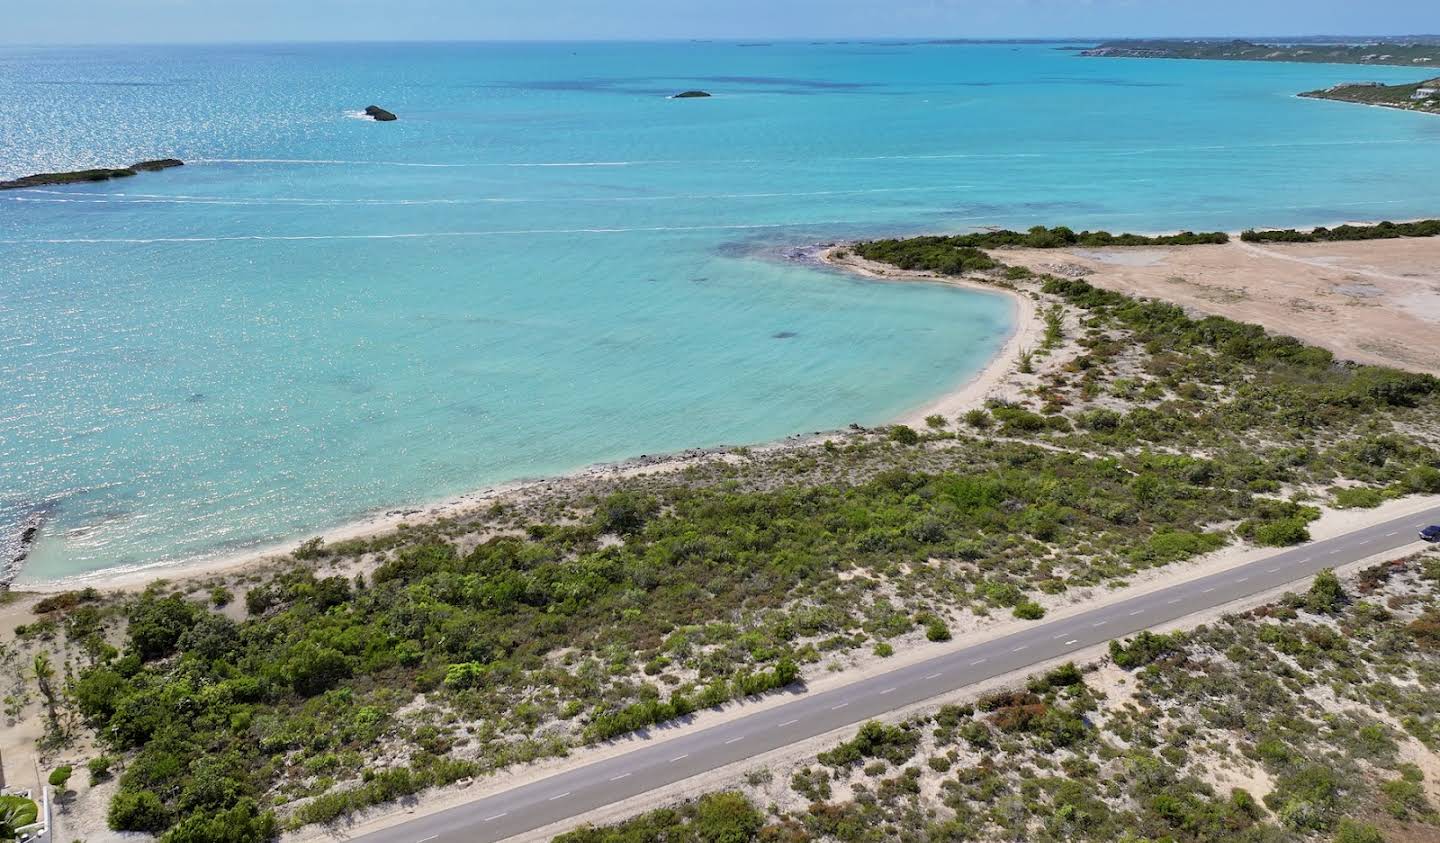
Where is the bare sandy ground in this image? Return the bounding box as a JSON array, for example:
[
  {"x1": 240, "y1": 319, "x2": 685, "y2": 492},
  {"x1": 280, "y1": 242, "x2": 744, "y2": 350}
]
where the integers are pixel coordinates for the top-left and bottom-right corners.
[{"x1": 1000, "y1": 236, "x2": 1440, "y2": 374}]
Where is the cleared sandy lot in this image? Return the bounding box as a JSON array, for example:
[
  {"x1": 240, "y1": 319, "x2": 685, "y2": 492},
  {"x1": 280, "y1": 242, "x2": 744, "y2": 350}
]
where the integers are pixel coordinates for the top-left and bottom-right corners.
[{"x1": 1001, "y1": 236, "x2": 1440, "y2": 374}]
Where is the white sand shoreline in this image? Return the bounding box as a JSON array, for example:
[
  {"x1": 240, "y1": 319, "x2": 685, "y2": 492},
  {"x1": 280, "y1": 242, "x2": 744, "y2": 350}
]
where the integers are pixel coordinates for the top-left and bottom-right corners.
[{"x1": 13, "y1": 244, "x2": 1041, "y2": 593}]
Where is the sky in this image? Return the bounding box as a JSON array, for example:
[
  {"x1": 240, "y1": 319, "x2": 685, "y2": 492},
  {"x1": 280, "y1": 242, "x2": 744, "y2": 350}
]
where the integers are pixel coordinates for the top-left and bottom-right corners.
[{"x1": 1, "y1": 0, "x2": 1435, "y2": 45}]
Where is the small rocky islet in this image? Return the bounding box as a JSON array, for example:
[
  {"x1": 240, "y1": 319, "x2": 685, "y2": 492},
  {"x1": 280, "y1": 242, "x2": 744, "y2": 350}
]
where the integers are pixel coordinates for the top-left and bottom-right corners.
[
  {"x1": 670, "y1": 90, "x2": 712, "y2": 98},
  {"x1": 0, "y1": 158, "x2": 183, "y2": 190},
  {"x1": 363, "y1": 104, "x2": 398, "y2": 121}
]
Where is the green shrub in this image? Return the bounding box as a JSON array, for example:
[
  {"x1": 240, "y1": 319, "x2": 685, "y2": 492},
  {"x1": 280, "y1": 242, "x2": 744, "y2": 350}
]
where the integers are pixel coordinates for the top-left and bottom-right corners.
[
  {"x1": 109, "y1": 789, "x2": 170, "y2": 833},
  {"x1": 48, "y1": 765, "x2": 72, "y2": 788},
  {"x1": 1012, "y1": 601, "x2": 1045, "y2": 620},
  {"x1": 1332, "y1": 486, "x2": 1386, "y2": 509},
  {"x1": 88, "y1": 755, "x2": 114, "y2": 784}
]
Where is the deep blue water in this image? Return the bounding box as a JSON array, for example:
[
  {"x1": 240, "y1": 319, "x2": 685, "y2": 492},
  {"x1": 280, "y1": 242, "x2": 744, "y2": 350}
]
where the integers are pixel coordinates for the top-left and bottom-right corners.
[{"x1": 2, "y1": 41, "x2": 1436, "y2": 581}]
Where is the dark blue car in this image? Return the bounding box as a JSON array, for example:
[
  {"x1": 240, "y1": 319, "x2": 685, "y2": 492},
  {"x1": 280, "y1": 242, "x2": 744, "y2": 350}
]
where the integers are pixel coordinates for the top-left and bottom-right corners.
[{"x1": 1423, "y1": 525, "x2": 1440, "y2": 542}]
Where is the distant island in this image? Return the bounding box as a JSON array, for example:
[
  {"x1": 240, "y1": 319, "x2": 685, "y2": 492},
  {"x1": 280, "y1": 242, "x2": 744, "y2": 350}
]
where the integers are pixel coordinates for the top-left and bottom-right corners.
[
  {"x1": 1081, "y1": 38, "x2": 1440, "y2": 68},
  {"x1": 671, "y1": 90, "x2": 712, "y2": 98},
  {"x1": 1300, "y1": 77, "x2": 1440, "y2": 115},
  {"x1": 0, "y1": 158, "x2": 183, "y2": 190}
]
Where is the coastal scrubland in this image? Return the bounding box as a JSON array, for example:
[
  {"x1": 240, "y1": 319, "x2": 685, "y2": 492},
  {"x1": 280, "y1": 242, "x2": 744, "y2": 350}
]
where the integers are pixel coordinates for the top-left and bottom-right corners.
[
  {"x1": 1300, "y1": 79, "x2": 1440, "y2": 115},
  {"x1": 1241, "y1": 219, "x2": 1440, "y2": 244},
  {"x1": 3, "y1": 232, "x2": 1440, "y2": 840},
  {"x1": 558, "y1": 550, "x2": 1440, "y2": 842},
  {"x1": 1080, "y1": 39, "x2": 1440, "y2": 68}
]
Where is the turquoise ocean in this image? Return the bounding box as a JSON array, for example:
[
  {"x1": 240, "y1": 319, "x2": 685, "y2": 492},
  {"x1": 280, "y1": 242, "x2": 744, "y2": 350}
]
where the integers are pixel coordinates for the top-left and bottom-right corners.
[{"x1": 3, "y1": 41, "x2": 1438, "y2": 582}]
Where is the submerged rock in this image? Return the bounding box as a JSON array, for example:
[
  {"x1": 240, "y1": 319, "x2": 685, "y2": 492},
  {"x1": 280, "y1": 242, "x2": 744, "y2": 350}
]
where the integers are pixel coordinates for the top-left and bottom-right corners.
[
  {"x1": 364, "y1": 105, "x2": 398, "y2": 121},
  {"x1": 671, "y1": 90, "x2": 712, "y2": 98},
  {"x1": 0, "y1": 158, "x2": 185, "y2": 190}
]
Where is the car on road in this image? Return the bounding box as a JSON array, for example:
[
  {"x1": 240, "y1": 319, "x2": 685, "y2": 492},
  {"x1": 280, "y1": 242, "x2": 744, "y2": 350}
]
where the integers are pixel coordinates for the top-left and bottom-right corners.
[{"x1": 1422, "y1": 525, "x2": 1440, "y2": 542}]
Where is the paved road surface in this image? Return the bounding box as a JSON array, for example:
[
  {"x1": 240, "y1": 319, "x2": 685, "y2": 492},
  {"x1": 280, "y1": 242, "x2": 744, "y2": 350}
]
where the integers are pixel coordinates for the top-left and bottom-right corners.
[{"x1": 352, "y1": 506, "x2": 1440, "y2": 843}]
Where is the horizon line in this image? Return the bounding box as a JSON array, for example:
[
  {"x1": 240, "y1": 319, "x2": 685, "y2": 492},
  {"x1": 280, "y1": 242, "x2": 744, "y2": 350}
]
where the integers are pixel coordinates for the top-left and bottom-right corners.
[{"x1": 3, "y1": 33, "x2": 1440, "y2": 49}]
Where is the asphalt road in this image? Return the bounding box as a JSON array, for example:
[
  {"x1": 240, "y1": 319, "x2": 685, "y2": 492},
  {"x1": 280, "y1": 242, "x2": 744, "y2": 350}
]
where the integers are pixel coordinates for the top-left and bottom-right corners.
[{"x1": 352, "y1": 507, "x2": 1440, "y2": 843}]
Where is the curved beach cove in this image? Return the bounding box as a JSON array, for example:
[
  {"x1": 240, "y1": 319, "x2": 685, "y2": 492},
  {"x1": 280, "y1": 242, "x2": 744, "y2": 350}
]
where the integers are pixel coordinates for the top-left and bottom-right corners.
[{"x1": 4, "y1": 42, "x2": 1440, "y2": 583}]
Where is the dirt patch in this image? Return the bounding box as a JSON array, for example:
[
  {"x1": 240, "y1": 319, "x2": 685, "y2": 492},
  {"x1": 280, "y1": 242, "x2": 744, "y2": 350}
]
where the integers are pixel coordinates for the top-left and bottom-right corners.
[{"x1": 1001, "y1": 237, "x2": 1440, "y2": 374}]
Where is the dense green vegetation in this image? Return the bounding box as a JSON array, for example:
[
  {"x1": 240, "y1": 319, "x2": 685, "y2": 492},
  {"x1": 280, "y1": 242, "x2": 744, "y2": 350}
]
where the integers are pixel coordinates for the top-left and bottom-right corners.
[
  {"x1": 566, "y1": 553, "x2": 1440, "y2": 841},
  {"x1": 851, "y1": 226, "x2": 1226, "y2": 262},
  {"x1": 8, "y1": 232, "x2": 1440, "y2": 839},
  {"x1": 1300, "y1": 77, "x2": 1440, "y2": 114},
  {"x1": 1241, "y1": 219, "x2": 1440, "y2": 243},
  {"x1": 1081, "y1": 39, "x2": 1440, "y2": 67}
]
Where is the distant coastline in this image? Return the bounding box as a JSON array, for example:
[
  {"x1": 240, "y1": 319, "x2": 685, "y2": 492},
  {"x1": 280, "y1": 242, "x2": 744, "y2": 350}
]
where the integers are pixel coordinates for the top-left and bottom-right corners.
[
  {"x1": 1079, "y1": 38, "x2": 1440, "y2": 67},
  {"x1": 1298, "y1": 78, "x2": 1440, "y2": 116}
]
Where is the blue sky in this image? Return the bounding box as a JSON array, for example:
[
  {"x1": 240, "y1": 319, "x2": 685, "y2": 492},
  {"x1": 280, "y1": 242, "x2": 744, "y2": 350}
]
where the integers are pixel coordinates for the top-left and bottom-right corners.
[{"x1": 3, "y1": 0, "x2": 1434, "y2": 44}]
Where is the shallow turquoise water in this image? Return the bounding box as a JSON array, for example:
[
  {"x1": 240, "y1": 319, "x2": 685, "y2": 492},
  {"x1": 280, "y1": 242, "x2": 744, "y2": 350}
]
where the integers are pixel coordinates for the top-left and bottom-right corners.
[{"x1": 3, "y1": 42, "x2": 1437, "y2": 581}]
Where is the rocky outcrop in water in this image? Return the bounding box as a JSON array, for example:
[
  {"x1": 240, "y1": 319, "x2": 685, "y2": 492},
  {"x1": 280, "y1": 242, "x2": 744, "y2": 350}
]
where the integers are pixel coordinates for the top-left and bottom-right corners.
[
  {"x1": 671, "y1": 90, "x2": 712, "y2": 98},
  {"x1": 131, "y1": 158, "x2": 185, "y2": 172},
  {"x1": 2, "y1": 511, "x2": 45, "y2": 589},
  {"x1": 364, "y1": 105, "x2": 398, "y2": 121},
  {"x1": 0, "y1": 158, "x2": 184, "y2": 190}
]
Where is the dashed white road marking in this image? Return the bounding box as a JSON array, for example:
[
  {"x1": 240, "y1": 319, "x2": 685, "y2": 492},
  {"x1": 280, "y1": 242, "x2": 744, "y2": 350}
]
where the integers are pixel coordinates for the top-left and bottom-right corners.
[
  {"x1": 879, "y1": 687, "x2": 897, "y2": 695},
  {"x1": 1202, "y1": 587, "x2": 1216, "y2": 594},
  {"x1": 724, "y1": 736, "x2": 745, "y2": 745},
  {"x1": 1385, "y1": 531, "x2": 1398, "y2": 537},
  {"x1": 1012, "y1": 645, "x2": 1028, "y2": 652},
  {"x1": 609, "y1": 773, "x2": 631, "y2": 781},
  {"x1": 924, "y1": 672, "x2": 943, "y2": 680},
  {"x1": 1167, "y1": 597, "x2": 1183, "y2": 604},
  {"x1": 777, "y1": 719, "x2": 799, "y2": 728},
  {"x1": 1128, "y1": 609, "x2": 1144, "y2": 616},
  {"x1": 548, "y1": 792, "x2": 571, "y2": 801},
  {"x1": 670, "y1": 754, "x2": 689, "y2": 763},
  {"x1": 1064, "y1": 639, "x2": 1078, "y2": 645},
  {"x1": 1235, "y1": 577, "x2": 1249, "y2": 583},
  {"x1": 1091, "y1": 620, "x2": 1108, "y2": 627},
  {"x1": 970, "y1": 658, "x2": 987, "y2": 666},
  {"x1": 418, "y1": 836, "x2": 438, "y2": 842},
  {"x1": 483, "y1": 814, "x2": 508, "y2": 822},
  {"x1": 831, "y1": 702, "x2": 849, "y2": 711},
  {"x1": 1267, "y1": 567, "x2": 1282, "y2": 573}
]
